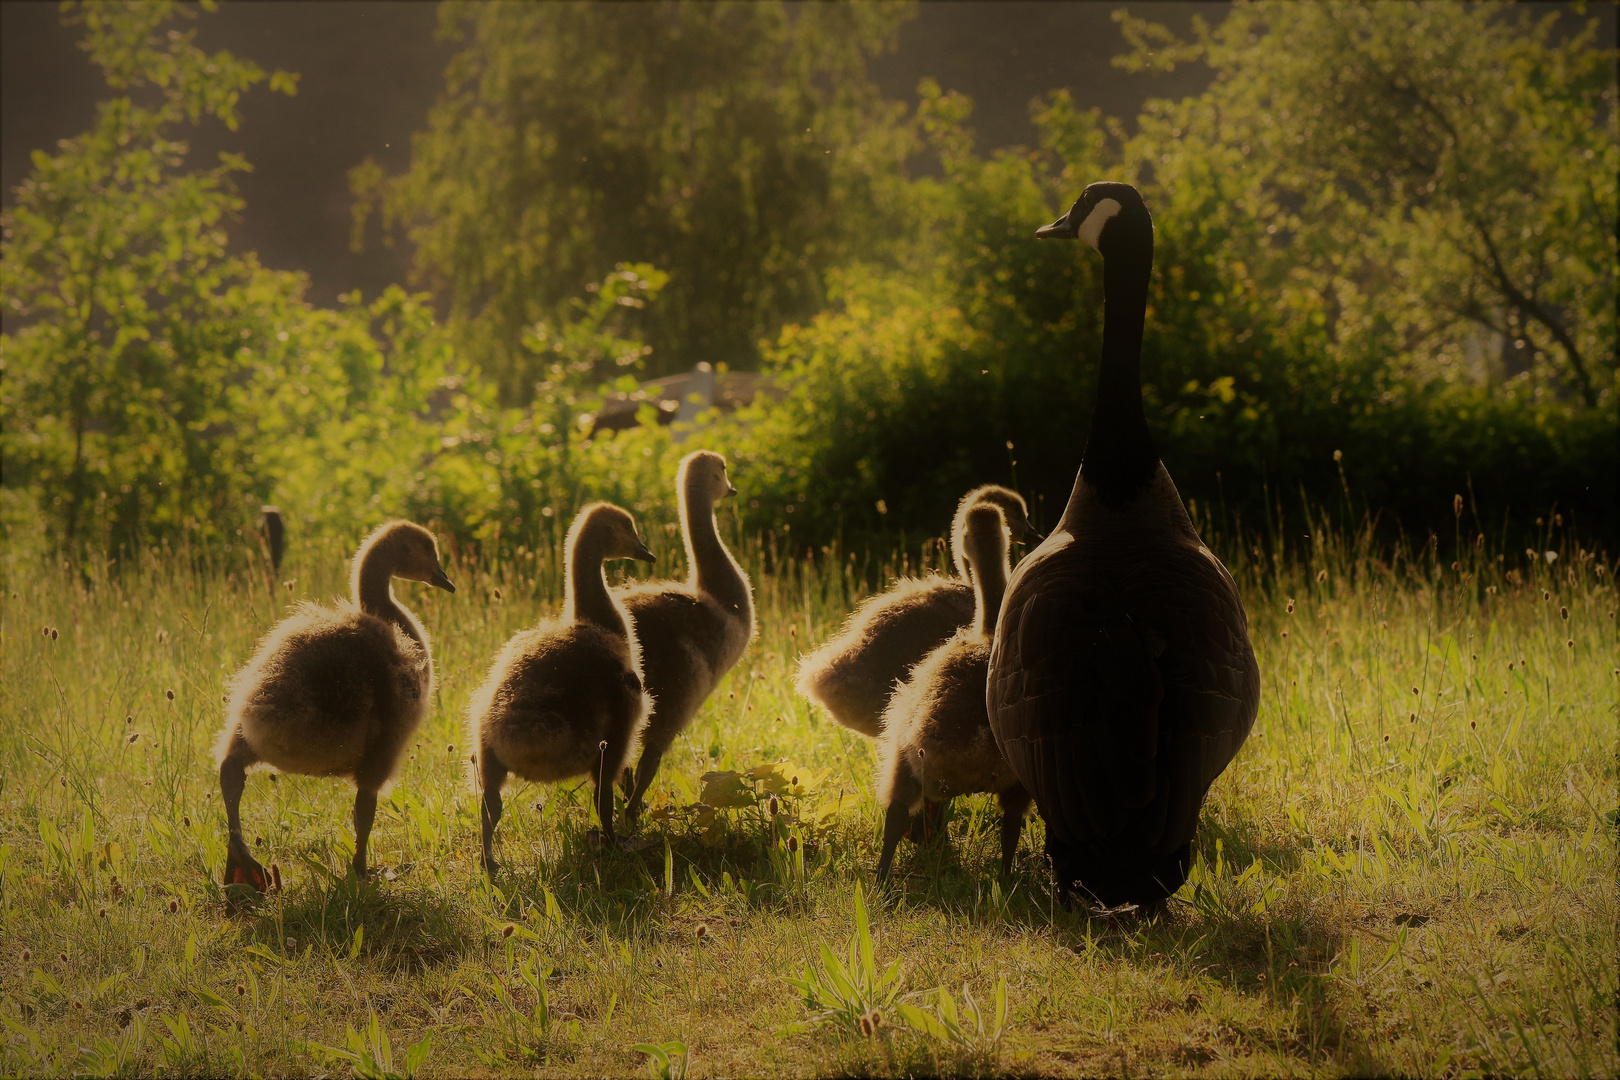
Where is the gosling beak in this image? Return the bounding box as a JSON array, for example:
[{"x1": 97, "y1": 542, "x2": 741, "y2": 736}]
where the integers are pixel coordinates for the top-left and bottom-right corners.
[
  {"x1": 429, "y1": 567, "x2": 457, "y2": 593},
  {"x1": 724, "y1": 483, "x2": 738, "y2": 498},
  {"x1": 1035, "y1": 202, "x2": 1080, "y2": 240},
  {"x1": 1021, "y1": 527, "x2": 1046, "y2": 545},
  {"x1": 631, "y1": 541, "x2": 656, "y2": 564}
]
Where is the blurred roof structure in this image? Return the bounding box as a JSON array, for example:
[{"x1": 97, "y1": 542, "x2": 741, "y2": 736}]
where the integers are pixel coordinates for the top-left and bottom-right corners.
[{"x1": 589, "y1": 363, "x2": 782, "y2": 438}]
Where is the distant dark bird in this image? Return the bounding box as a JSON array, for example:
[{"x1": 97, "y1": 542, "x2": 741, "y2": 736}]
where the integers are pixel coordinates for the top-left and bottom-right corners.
[
  {"x1": 987, "y1": 182, "x2": 1259, "y2": 909},
  {"x1": 259, "y1": 505, "x2": 285, "y2": 571},
  {"x1": 796, "y1": 485, "x2": 1040, "y2": 738},
  {"x1": 617, "y1": 451, "x2": 755, "y2": 824},
  {"x1": 876, "y1": 503, "x2": 1031, "y2": 880},
  {"x1": 468, "y1": 503, "x2": 655, "y2": 875},
  {"x1": 215, "y1": 521, "x2": 456, "y2": 891}
]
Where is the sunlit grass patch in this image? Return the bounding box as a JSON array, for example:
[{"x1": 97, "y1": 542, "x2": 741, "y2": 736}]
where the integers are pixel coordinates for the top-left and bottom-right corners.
[{"x1": 1, "y1": 518, "x2": 1614, "y2": 1076}]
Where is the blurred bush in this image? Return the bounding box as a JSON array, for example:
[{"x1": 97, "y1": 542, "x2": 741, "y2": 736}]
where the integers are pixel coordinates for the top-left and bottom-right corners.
[
  {"x1": 4, "y1": 1, "x2": 1613, "y2": 565},
  {"x1": 350, "y1": 0, "x2": 919, "y2": 397},
  {"x1": 717, "y1": 5, "x2": 1617, "y2": 551}
]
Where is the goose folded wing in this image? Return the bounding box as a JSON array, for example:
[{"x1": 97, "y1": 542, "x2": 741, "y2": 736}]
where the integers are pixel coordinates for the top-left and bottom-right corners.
[
  {"x1": 1138, "y1": 552, "x2": 1259, "y2": 794},
  {"x1": 989, "y1": 588, "x2": 1165, "y2": 847}
]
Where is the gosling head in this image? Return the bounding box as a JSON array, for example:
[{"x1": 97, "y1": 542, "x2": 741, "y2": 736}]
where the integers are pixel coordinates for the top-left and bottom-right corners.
[
  {"x1": 359, "y1": 521, "x2": 456, "y2": 593},
  {"x1": 960, "y1": 504, "x2": 1011, "y2": 582},
  {"x1": 1036, "y1": 181, "x2": 1151, "y2": 256},
  {"x1": 570, "y1": 502, "x2": 657, "y2": 564},
  {"x1": 952, "y1": 485, "x2": 1041, "y2": 579},
  {"x1": 678, "y1": 450, "x2": 738, "y2": 508}
]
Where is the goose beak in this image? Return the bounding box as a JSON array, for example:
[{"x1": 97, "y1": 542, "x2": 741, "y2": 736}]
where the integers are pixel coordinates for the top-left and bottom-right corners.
[
  {"x1": 429, "y1": 567, "x2": 457, "y2": 593},
  {"x1": 631, "y1": 541, "x2": 657, "y2": 564},
  {"x1": 724, "y1": 483, "x2": 738, "y2": 498},
  {"x1": 1035, "y1": 206, "x2": 1079, "y2": 240}
]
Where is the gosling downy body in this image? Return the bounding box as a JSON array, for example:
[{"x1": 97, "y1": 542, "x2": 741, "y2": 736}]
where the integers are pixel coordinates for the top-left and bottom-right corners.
[
  {"x1": 468, "y1": 503, "x2": 656, "y2": 875},
  {"x1": 216, "y1": 521, "x2": 456, "y2": 890},
  {"x1": 876, "y1": 504, "x2": 1031, "y2": 880},
  {"x1": 617, "y1": 451, "x2": 755, "y2": 822},
  {"x1": 796, "y1": 484, "x2": 1040, "y2": 738},
  {"x1": 987, "y1": 182, "x2": 1260, "y2": 908}
]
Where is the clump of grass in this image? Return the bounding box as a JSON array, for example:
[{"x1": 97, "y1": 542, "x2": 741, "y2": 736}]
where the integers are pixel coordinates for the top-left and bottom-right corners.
[
  {"x1": 299, "y1": 1007, "x2": 431, "y2": 1080},
  {"x1": 0, "y1": 509, "x2": 1614, "y2": 1077},
  {"x1": 783, "y1": 886, "x2": 907, "y2": 1038}
]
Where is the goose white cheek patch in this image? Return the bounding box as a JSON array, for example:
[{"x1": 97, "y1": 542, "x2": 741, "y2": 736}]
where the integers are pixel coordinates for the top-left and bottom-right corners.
[{"x1": 1077, "y1": 197, "x2": 1122, "y2": 250}]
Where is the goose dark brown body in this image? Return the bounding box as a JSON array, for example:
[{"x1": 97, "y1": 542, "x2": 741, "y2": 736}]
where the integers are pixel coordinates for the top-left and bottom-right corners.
[{"x1": 986, "y1": 183, "x2": 1259, "y2": 908}]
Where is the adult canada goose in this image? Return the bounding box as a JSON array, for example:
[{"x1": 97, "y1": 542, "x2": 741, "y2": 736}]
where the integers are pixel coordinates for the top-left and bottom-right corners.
[
  {"x1": 468, "y1": 503, "x2": 655, "y2": 875},
  {"x1": 215, "y1": 521, "x2": 456, "y2": 891},
  {"x1": 796, "y1": 485, "x2": 1040, "y2": 739},
  {"x1": 986, "y1": 182, "x2": 1260, "y2": 909},
  {"x1": 876, "y1": 504, "x2": 1031, "y2": 880},
  {"x1": 617, "y1": 451, "x2": 755, "y2": 823}
]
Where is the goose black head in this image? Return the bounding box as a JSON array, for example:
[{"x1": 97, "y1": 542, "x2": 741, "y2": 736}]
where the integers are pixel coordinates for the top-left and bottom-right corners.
[{"x1": 1036, "y1": 181, "x2": 1151, "y2": 257}]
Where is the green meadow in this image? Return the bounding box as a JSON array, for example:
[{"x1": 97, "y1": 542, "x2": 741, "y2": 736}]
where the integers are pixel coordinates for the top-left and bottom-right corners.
[{"x1": 1, "y1": 517, "x2": 1614, "y2": 1078}]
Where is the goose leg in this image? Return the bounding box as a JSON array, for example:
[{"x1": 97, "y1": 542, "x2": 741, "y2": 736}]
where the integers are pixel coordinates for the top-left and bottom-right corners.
[
  {"x1": 351, "y1": 789, "x2": 378, "y2": 879},
  {"x1": 478, "y1": 752, "x2": 508, "y2": 877},
  {"x1": 219, "y1": 732, "x2": 269, "y2": 892},
  {"x1": 997, "y1": 787, "x2": 1033, "y2": 877}
]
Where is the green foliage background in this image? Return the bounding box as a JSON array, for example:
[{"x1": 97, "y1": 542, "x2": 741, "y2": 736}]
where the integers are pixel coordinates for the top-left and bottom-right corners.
[{"x1": 3, "y1": 0, "x2": 1615, "y2": 564}]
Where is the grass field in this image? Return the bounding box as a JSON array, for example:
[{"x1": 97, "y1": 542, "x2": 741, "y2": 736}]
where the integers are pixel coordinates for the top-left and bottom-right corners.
[{"x1": 1, "y1": 511, "x2": 1615, "y2": 1078}]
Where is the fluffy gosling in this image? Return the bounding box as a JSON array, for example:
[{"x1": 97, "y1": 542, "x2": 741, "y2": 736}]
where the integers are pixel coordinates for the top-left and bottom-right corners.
[
  {"x1": 617, "y1": 451, "x2": 755, "y2": 823},
  {"x1": 795, "y1": 484, "x2": 1038, "y2": 737},
  {"x1": 467, "y1": 503, "x2": 655, "y2": 875},
  {"x1": 876, "y1": 504, "x2": 1031, "y2": 880},
  {"x1": 215, "y1": 521, "x2": 455, "y2": 891}
]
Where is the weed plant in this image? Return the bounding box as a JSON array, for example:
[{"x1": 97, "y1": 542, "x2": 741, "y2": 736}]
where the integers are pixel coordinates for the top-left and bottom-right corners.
[{"x1": 0, "y1": 507, "x2": 1614, "y2": 1076}]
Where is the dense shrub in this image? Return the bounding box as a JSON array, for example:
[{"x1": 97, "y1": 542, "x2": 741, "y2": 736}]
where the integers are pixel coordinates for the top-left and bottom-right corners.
[
  {"x1": 4, "y1": 2, "x2": 1612, "y2": 565},
  {"x1": 715, "y1": 58, "x2": 1616, "y2": 552}
]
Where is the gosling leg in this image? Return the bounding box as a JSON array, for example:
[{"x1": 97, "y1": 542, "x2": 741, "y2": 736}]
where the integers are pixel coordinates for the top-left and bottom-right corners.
[
  {"x1": 219, "y1": 731, "x2": 269, "y2": 892},
  {"x1": 478, "y1": 751, "x2": 508, "y2": 877},
  {"x1": 352, "y1": 789, "x2": 378, "y2": 879},
  {"x1": 877, "y1": 763, "x2": 924, "y2": 882},
  {"x1": 876, "y1": 800, "x2": 914, "y2": 882},
  {"x1": 997, "y1": 787, "x2": 1033, "y2": 877},
  {"x1": 591, "y1": 734, "x2": 632, "y2": 846},
  {"x1": 906, "y1": 798, "x2": 950, "y2": 844},
  {"x1": 622, "y1": 738, "x2": 670, "y2": 827}
]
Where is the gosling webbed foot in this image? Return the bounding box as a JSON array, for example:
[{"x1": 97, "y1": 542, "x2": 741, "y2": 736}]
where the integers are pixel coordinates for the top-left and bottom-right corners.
[
  {"x1": 224, "y1": 835, "x2": 270, "y2": 893},
  {"x1": 905, "y1": 798, "x2": 948, "y2": 844}
]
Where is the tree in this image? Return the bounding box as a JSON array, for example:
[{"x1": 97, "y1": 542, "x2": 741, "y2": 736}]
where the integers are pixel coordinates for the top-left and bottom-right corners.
[
  {"x1": 1116, "y1": 1, "x2": 1617, "y2": 406},
  {"x1": 350, "y1": 0, "x2": 918, "y2": 402},
  {"x1": 716, "y1": 18, "x2": 1617, "y2": 550},
  {"x1": 1, "y1": 0, "x2": 304, "y2": 555}
]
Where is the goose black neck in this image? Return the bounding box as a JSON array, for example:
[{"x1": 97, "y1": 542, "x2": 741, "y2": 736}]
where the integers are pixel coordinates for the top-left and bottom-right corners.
[
  {"x1": 566, "y1": 537, "x2": 627, "y2": 637},
  {"x1": 1077, "y1": 234, "x2": 1158, "y2": 510}
]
